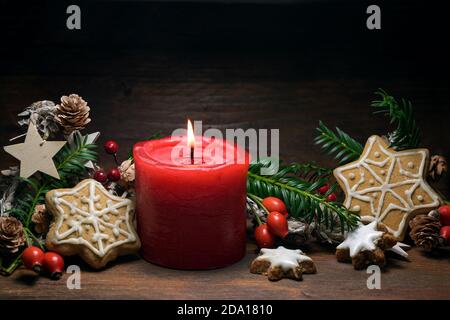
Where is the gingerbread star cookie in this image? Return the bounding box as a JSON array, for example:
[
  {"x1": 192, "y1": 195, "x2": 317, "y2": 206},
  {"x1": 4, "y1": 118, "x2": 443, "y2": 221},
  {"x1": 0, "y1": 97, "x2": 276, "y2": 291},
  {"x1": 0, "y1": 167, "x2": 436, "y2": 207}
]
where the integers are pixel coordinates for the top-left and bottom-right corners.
[
  {"x1": 250, "y1": 246, "x2": 316, "y2": 281},
  {"x1": 334, "y1": 135, "x2": 441, "y2": 240},
  {"x1": 45, "y1": 179, "x2": 140, "y2": 269}
]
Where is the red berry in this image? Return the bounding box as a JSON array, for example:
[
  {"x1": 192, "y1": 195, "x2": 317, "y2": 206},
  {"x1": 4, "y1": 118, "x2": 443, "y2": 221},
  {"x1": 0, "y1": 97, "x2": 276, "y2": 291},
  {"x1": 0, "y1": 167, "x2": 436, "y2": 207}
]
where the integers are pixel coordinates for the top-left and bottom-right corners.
[
  {"x1": 262, "y1": 197, "x2": 287, "y2": 215},
  {"x1": 22, "y1": 246, "x2": 45, "y2": 273},
  {"x1": 104, "y1": 140, "x2": 119, "y2": 154},
  {"x1": 254, "y1": 224, "x2": 276, "y2": 248},
  {"x1": 440, "y1": 226, "x2": 450, "y2": 244},
  {"x1": 438, "y1": 205, "x2": 450, "y2": 226},
  {"x1": 267, "y1": 212, "x2": 289, "y2": 238},
  {"x1": 43, "y1": 252, "x2": 65, "y2": 280},
  {"x1": 327, "y1": 193, "x2": 337, "y2": 202},
  {"x1": 318, "y1": 183, "x2": 330, "y2": 195},
  {"x1": 107, "y1": 168, "x2": 121, "y2": 182},
  {"x1": 93, "y1": 170, "x2": 107, "y2": 183}
]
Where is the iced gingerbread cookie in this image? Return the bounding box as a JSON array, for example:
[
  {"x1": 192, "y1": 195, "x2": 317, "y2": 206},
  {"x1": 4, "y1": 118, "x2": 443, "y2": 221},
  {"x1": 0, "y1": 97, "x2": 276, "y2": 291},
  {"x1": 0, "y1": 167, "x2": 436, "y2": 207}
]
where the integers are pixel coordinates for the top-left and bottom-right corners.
[
  {"x1": 45, "y1": 179, "x2": 140, "y2": 269},
  {"x1": 334, "y1": 135, "x2": 441, "y2": 240},
  {"x1": 250, "y1": 246, "x2": 316, "y2": 281},
  {"x1": 336, "y1": 221, "x2": 408, "y2": 270}
]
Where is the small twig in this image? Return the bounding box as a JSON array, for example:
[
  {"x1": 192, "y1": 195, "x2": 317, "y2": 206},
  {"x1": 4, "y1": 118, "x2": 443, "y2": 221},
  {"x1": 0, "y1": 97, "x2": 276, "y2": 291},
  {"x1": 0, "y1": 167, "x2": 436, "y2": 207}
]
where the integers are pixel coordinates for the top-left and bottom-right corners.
[
  {"x1": 248, "y1": 193, "x2": 270, "y2": 217},
  {"x1": 113, "y1": 153, "x2": 120, "y2": 166},
  {"x1": 2, "y1": 254, "x2": 23, "y2": 275},
  {"x1": 9, "y1": 133, "x2": 27, "y2": 142},
  {"x1": 24, "y1": 227, "x2": 44, "y2": 250}
]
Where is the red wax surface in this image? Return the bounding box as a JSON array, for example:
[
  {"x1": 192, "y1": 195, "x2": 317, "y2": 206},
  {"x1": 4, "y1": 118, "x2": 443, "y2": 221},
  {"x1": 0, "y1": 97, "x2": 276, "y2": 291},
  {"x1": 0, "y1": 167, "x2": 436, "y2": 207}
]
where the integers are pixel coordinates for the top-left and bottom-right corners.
[{"x1": 133, "y1": 136, "x2": 249, "y2": 270}]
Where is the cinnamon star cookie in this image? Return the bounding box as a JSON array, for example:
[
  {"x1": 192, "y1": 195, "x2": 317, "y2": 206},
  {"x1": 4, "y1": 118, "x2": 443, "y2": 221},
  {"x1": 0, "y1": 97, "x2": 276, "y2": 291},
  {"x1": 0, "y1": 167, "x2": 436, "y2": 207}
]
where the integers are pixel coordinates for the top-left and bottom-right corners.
[{"x1": 250, "y1": 246, "x2": 316, "y2": 281}]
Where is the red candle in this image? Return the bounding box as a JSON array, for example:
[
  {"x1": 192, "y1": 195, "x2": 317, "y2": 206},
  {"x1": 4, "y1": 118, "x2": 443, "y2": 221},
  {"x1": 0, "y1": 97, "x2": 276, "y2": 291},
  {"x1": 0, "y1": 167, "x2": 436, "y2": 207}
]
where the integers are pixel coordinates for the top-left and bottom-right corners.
[{"x1": 133, "y1": 128, "x2": 249, "y2": 270}]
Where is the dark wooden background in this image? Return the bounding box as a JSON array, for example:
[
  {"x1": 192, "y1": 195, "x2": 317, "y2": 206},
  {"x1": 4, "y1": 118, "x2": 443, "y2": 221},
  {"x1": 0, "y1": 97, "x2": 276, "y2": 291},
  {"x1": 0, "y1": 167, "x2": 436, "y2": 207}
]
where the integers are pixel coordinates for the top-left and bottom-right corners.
[{"x1": 0, "y1": 0, "x2": 449, "y2": 299}]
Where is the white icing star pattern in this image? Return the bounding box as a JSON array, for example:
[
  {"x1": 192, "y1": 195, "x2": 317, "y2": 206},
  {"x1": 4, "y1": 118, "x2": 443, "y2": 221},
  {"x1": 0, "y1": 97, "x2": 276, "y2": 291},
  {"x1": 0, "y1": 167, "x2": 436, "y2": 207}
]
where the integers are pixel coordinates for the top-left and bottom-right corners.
[
  {"x1": 51, "y1": 180, "x2": 136, "y2": 257},
  {"x1": 336, "y1": 221, "x2": 383, "y2": 257},
  {"x1": 334, "y1": 136, "x2": 441, "y2": 238},
  {"x1": 256, "y1": 246, "x2": 312, "y2": 272}
]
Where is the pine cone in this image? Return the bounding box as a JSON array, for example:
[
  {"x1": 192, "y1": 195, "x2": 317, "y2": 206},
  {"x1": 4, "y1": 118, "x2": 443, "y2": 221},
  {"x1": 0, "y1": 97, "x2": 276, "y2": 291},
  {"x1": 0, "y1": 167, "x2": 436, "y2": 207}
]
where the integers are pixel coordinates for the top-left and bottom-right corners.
[
  {"x1": 0, "y1": 217, "x2": 26, "y2": 254},
  {"x1": 409, "y1": 214, "x2": 442, "y2": 251},
  {"x1": 55, "y1": 94, "x2": 91, "y2": 135},
  {"x1": 119, "y1": 160, "x2": 135, "y2": 183},
  {"x1": 18, "y1": 100, "x2": 59, "y2": 139},
  {"x1": 283, "y1": 218, "x2": 312, "y2": 246},
  {"x1": 429, "y1": 155, "x2": 447, "y2": 181},
  {"x1": 31, "y1": 204, "x2": 50, "y2": 234}
]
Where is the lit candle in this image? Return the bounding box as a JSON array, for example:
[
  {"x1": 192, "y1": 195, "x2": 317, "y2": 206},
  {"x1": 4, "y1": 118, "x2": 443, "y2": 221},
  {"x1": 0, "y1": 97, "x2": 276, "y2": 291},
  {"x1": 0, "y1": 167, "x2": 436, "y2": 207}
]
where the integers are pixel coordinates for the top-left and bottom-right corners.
[
  {"x1": 187, "y1": 119, "x2": 195, "y2": 164},
  {"x1": 133, "y1": 121, "x2": 249, "y2": 269}
]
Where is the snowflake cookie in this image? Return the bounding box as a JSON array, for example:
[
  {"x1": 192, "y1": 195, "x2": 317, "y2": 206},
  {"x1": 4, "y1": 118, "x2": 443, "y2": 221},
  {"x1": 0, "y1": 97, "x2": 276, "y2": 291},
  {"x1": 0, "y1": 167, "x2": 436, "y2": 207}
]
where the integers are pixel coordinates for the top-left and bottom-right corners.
[
  {"x1": 334, "y1": 135, "x2": 441, "y2": 240},
  {"x1": 336, "y1": 221, "x2": 406, "y2": 270},
  {"x1": 250, "y1": 246, "x2": 316, "y2": 281},
  {"x1": 45, "y1": 179, "x2": 140, "y2": 269}
]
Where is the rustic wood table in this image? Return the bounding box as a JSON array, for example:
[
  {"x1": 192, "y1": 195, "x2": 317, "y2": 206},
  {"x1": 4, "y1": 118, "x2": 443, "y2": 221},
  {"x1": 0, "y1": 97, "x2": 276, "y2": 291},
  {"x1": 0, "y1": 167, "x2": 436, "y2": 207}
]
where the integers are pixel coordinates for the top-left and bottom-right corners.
[
  {"x1": 1, "y1": 243, "x2": 449, "y2": 300},
  {"x1": 1, "y1": 1, "x2": 449, "y2": 300}
]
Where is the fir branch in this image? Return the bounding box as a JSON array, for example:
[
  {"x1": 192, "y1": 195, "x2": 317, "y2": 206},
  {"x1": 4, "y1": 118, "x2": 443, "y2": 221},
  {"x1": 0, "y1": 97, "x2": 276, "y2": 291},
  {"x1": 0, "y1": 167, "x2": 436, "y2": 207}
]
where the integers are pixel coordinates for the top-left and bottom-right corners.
[
  {"x1": 288, "y1": 162, "x2": 333, "y2": 183},
  {"x1": 2, "y1": 133, "x2": 98, "y2": 275},
  {"x1": 247, "y1": 159, "x2": 359, "y2": 233},
  {"x1": 9, "y1": 133, "x2": 98, "y2": 227},
  {"x1": 371, "y1": 89, "x2": 421, "y2": 150},
  {"x1": 314, "y1": 120, "x2": 363, "y2": 164}
]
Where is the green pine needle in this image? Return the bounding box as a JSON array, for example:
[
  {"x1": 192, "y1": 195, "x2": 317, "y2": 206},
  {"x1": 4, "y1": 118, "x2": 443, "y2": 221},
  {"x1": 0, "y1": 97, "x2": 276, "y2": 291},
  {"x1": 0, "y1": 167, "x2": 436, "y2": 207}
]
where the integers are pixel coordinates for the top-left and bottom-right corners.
[
  {"x1": 247, "y1": 159, "x2": 359, "y2": 233},
  {"x1": 314, "y1": 120, "x2": 363, "y2": 165},
  {"x1": 371, "y1": 89, "x2": 421, "y2": 150},
  {"x1": 9, "y1": 133, "x2": 98, "y2": 228},
  {"x1": 288, "y1": 162, "x2": 333, "y2": 183},
  {"x1": 3, "y1": 133, "x2": 98, "y2": 274}
]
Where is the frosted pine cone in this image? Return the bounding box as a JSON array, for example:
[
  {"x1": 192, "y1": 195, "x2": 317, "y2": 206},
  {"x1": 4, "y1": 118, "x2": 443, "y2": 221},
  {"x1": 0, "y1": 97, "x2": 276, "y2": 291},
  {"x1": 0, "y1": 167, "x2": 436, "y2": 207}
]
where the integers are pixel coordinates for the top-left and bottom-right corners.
[
  {"x1": 31, "y1": 204, "x2": 50, "y2": 234},
  {"x1": 282, "y1": 218, "x2": 312, "y2": 246},
  {"x1": 0, "y1": 217, "x2": 25, "y2": 254},
  {"x1": 18, "y1": 100, "x2": 59, "y2": 139},
  {"x1": 55, "y1": 94, "x2": 91, "y2": 135},
  {"x1": 119, "y1": 160, "x2": 135, "y2": 183}
]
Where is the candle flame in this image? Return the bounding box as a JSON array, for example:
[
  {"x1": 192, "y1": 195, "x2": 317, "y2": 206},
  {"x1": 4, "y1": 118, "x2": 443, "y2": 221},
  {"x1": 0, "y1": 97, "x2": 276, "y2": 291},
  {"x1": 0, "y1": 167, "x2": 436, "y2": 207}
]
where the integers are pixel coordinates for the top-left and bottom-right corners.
[{"x1": 187, "y1": 119, "x2": 195, "y2": 149}]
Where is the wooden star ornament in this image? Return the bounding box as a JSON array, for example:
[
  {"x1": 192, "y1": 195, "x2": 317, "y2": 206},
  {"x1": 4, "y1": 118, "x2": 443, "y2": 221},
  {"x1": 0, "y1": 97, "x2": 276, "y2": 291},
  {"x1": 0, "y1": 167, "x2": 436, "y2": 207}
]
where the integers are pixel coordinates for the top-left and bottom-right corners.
[
  {"x1": 4, "y1": 122, "x2": 66, "y2": 179},
  {"x1": 333, "y1": 135, "x2": 441, "y2": 240}
]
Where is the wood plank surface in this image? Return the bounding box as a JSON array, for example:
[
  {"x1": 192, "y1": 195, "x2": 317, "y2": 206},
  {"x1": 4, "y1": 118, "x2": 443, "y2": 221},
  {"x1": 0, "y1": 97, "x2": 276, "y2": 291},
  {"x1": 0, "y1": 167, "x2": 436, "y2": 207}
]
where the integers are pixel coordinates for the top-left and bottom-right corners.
[
  {"x1": 0, "y1": 1, "x2": 449, "y2": 300},
  {"x1": 1, "y1": 243, "x2": 449, "y2": 300}
]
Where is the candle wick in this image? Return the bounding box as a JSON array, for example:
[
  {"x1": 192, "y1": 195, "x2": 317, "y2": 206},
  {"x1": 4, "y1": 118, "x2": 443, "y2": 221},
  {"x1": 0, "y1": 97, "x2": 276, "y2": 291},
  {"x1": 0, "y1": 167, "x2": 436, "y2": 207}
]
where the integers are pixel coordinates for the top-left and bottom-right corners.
[{"x1": 190, "y1": 147, "x2": 194, "y2": 164}]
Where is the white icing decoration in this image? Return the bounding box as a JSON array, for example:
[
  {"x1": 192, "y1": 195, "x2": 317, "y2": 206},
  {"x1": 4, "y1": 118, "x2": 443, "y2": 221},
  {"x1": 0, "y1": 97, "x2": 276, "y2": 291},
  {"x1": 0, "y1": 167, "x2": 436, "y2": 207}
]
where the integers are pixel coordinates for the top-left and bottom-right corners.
[
  {"x1": 351, "y1": 205, "x2": 361, "y2": 212},
  {"x1": 334, "y1": 136, "x2": 441, "y2": 238},
  {"x1": 388, "y1": 242, "x2": 410, "y2": 259},
  {"x1": 255, "y1": 246, "x2": 312, "y2": 272},
  {"x1": 417, "y1": 195, "x2": 424, "y2": 202},
  {"x1": 349, "y1": 173, "x2": 355, "y2": 180},
  {"x1": 69, "y1": 201, "x2": 78, "y2": 214},
  {"x1": 407, "y1": 162, "x2": 414, "y2": 169},
  {"x1": 374, "y1": 152, "x2": 380, "y2": 158},
  {"x1": 50, "y1": 179, "x2": 136, "y2": 257},
  {"x1": 336, "y1": 221, "x2": 383, "y2": 257}
]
